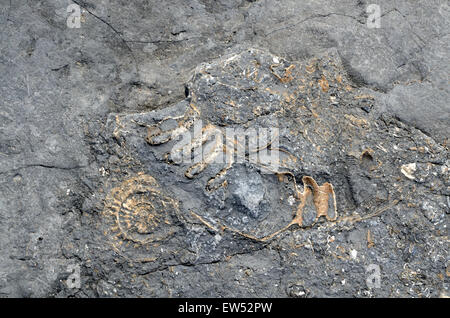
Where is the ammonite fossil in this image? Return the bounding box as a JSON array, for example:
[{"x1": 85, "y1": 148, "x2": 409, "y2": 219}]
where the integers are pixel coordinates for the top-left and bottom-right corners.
[{"x1": 101, "y1": 173, "x2": 184, "y2": 262}]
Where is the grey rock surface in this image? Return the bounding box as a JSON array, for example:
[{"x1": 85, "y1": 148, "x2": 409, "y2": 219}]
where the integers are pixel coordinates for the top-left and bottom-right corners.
[{"x1": 0, "y1": 0, "x2": 448, "y2": 297}]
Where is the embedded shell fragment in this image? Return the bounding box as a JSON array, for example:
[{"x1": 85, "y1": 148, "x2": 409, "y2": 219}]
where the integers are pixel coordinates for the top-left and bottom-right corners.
[{"x1": 292, "y1": 176, "x2": 337, "y2": 228}]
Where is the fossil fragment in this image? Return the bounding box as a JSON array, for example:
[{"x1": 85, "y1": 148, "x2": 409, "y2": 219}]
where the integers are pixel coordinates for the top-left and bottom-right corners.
[
  {"x1": 400, "y1": 163, "x2": 416, "y2": 180},
  {"x1": 101, "y1": 173, "x2": 184, "y2": 262},
  {"x1": 291, "y1": 176, "x2": 337, "y2": 227}
]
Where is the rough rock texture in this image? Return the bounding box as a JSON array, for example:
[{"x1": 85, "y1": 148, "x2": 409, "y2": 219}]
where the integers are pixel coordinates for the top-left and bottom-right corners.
[{"x1": 0, "y1": 0, "x2": 448, "y2": 297}]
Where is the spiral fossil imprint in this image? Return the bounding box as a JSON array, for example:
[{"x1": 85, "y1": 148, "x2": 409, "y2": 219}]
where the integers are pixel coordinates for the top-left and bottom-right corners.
[{"x1": 102, "y1": 173, "x2": 182, "y2": 250}]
